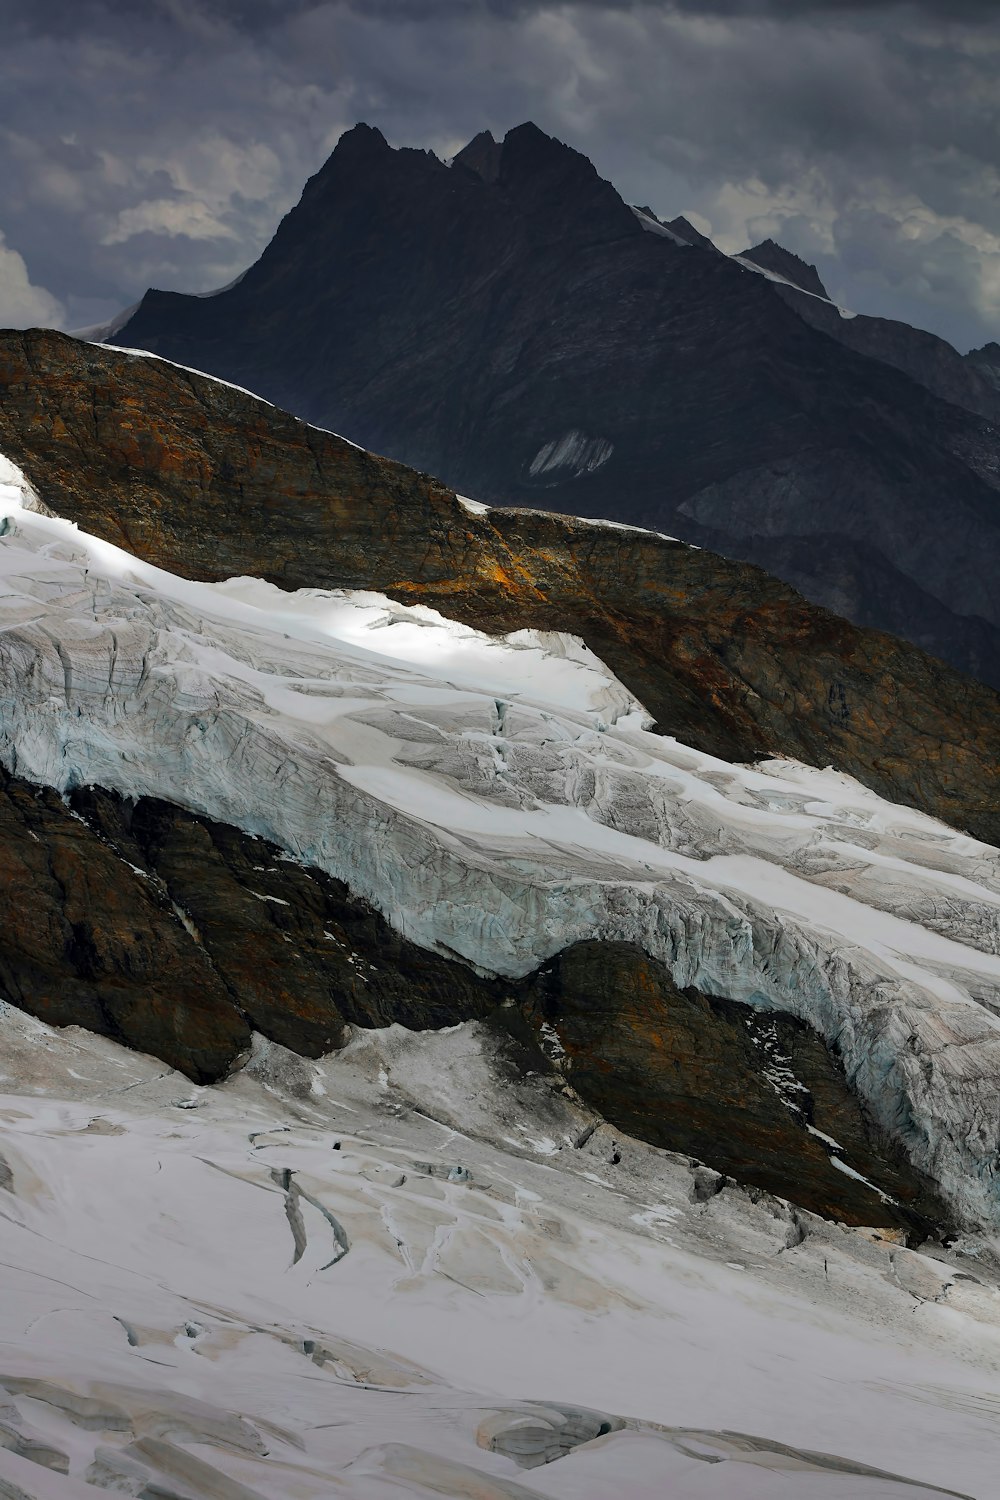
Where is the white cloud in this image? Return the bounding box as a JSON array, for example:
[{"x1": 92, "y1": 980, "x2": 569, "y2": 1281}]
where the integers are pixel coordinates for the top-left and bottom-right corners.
[
  {"x1": 0, "y1": 233, "x2": 64, "y2": 328},
  {"x1": 101, "y1": 196, "x2": 240, "y2": 244}
]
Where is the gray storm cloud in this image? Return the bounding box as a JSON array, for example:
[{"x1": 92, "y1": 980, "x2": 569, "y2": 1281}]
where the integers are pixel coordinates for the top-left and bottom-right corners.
[{"x1": 2, "y1": 0, "x2": 999, "y2": 350}]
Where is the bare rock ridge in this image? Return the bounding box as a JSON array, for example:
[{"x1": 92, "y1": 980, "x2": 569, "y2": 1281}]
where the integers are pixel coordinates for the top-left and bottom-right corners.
[
  {"x1": 454, "y1": 127, "x2": 502, "y2": 183},
  {"x1": 0, "y1": 329, "x2": 996, "y2": 847},
  {"x1": 738, "y1": 238, "x2": 830, "y2": 299},
  {"x1": 0, "y1": 773, "x2": 948, "y2": 1236},
  {"x1": 664, "y1": 213, "x2": 719, "y2": 250},
  {"x1": 105, "y1": 120, "x2": 1000, "y2": 687}
]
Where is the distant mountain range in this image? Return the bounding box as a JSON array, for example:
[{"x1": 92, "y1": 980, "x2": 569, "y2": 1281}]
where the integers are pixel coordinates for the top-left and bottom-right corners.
[{"x1": 105, "y1": 121, "x2": 1000, "y2": 688}]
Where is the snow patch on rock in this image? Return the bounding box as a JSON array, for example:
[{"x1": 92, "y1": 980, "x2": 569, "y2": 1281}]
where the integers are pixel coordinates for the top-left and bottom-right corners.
[{"x1": 528, "y1": 431, "x2": 614, "y2": 482}]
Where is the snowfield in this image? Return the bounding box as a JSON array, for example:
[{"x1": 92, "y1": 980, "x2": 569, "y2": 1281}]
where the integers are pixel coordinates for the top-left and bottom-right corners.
[{"x1": 0, "y1": 1005, "x2": 998, "y2": 1499}]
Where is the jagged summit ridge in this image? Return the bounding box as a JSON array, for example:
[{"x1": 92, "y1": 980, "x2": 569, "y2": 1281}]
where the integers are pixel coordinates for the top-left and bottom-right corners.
[
  {"x1": 453, "y1": 126, "x2": 501, "y2": 182},
  {"x1": 739, "y1": 236, "x2": 831, "y2": 299}
]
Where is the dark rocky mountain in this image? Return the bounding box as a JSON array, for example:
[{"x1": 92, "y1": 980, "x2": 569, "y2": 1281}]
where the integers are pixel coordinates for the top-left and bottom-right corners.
[
  {"x1": 0, "y1": 328, "x2": 995, "y2": 1234},
  {"x1": 107, "y1": 120, "x2": 1000, "y2": 688},
  {"x1": 967, "y1": 339, "x2": 1000, "y2": 392}
]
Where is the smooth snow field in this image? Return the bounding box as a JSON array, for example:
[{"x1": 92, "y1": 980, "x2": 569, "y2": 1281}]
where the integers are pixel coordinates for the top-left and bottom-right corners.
[{"x1": 1, "y1": 450, "x2": 1000, "y2": 1494}]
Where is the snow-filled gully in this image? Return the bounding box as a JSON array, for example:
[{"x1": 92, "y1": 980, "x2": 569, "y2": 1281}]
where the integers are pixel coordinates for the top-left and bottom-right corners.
[{"x1": 1, "y1": 455, "x2": 1000, "y2": 1231}]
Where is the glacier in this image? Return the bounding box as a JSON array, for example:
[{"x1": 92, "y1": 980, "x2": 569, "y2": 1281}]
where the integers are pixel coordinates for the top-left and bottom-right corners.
[
  {"x1": 0, "y1": 1002, "x2": 996, "y2": 1498},
  {"x1": 1, "y1": 456, "x2": 1000, "y2": 1231}
]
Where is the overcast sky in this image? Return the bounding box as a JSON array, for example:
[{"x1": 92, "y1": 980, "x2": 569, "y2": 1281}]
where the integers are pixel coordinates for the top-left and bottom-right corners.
[{"x1": 3, "y1": 0, "x2": 1000, "y2": 350}]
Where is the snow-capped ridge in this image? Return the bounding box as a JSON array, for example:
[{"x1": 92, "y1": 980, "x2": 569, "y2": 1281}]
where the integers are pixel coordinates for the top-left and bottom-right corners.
[{"x1": 631, "y1": 206, "x2": 693, "y2": 244}]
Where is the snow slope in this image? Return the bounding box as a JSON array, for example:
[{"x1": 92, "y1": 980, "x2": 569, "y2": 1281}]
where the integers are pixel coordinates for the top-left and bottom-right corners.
[
  {"x1": 1, "y1": 456, "x2": 1000, "y2": 1231},
  {"x1": 0, "y1": 1004, "x2": 996, "y2": 1499}
]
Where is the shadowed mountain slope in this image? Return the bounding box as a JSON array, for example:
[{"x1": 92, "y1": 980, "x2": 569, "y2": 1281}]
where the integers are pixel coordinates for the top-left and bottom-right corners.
[{"x1": 105, "y1": 121, "x2": 1000, "y2": 687}]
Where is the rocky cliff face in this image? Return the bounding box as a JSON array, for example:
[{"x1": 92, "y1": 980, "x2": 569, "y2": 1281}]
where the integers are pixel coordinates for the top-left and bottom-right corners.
[
  {"x1": 524, "y1": 941, "x2": 946, "y2": 1236},
  {"x1": 1, "y1": 330, "x2": 997, "y2": 847},
  {"x1": 106, "y1": 121, "x2": 1000, "y2": 687}
]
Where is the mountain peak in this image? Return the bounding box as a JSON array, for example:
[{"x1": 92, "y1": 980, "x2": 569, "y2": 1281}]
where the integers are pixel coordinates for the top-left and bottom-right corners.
[
  {"x1": 299, "y1": 122, "x2": 393, "y2": 200},
  {"x1": 739, "y1": 238, "x2": 829, "y2": 299},
  {"x1": 331, "y1": 121, "x2": 391, "y2": 161},
  {"x1": 496, "y1": 121, "x2": 639, "y2": 243},
  {"x1": 454, "y1": 128, "x2": 502, "y2": 183},
  {"x1": 499, "y1": 119, "x2": 585, "y2": 174},
  {"x1": 666, "y1": 215, "x2": 719, "y2": 252}
]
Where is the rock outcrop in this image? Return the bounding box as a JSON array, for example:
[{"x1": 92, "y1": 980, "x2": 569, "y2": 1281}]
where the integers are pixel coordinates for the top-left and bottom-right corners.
[{"x1": 523, "y1": 941, "x2": 946, "y2": 1235}]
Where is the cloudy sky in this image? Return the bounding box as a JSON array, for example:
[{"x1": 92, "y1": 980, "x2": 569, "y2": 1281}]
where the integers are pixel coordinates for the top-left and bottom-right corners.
[{"x1": 3, "y1": 0, "x2": 1000, "y2": 350}]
